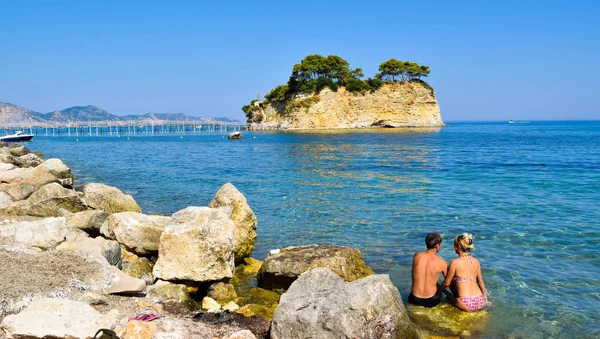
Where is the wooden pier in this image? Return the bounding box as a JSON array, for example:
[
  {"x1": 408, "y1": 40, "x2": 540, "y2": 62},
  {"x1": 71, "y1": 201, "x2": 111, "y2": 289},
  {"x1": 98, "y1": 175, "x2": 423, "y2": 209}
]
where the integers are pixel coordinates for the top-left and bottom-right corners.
[{"x1": 0, "y1": 121, "x2": 248, "y2": 137}]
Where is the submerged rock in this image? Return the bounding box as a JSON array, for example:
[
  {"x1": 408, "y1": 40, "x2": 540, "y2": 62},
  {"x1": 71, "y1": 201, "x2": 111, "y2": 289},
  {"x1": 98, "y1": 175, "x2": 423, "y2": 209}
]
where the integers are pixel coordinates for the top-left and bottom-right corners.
[
  {"x1": 257, "y1": 244, "x2": 374, "y2": 290},
  {"x1": 270, "y1": 267, "x2": 418, "y2": 339},
  {"x1": 228, "y1": 132, "x2": 244, "y2": 140},
  {"x1": 0, "y1": 298, "x2": 117, "y2": 339},
  {"x1": 100, "y1": 212, "x2": 170, "y2": 256},
  {"x1": 83, "y1": 183, "x2": 142, "y2": 213},
  {"x1": 153, "y1": 207, "x2": 236, "y2": 283},
  {"x1": 209, "y1": 182, "x2": 258, "y2": 263}
]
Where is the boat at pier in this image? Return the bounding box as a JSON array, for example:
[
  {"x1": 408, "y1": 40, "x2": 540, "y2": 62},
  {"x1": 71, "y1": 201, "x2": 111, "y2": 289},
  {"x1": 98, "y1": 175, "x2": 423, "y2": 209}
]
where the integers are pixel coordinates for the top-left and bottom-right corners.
[{"x1": 0, "y1": 131, "x2": 34, "y2": 142}]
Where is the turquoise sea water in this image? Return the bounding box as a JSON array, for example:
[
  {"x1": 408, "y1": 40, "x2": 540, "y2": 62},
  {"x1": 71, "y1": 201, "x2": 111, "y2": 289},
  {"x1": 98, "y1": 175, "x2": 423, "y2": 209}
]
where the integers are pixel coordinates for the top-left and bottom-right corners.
[{"x1": 30, "y1": 121, "x2": 599, "y2": 338}]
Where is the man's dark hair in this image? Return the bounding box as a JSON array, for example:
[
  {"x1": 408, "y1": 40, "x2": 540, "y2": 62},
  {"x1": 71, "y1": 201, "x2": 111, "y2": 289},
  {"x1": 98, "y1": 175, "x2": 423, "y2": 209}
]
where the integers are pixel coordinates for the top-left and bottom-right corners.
[{"x1": 425, "y1": 233, "x2": 442, "y2": 249}]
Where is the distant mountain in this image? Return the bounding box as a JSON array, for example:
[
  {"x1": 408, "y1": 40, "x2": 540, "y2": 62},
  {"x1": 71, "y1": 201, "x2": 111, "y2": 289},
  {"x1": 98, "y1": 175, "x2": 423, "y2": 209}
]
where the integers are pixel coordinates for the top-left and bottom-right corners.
[
  {"x1": 0, "y1": 102, "x2": 46, "y2": 124},
  {"x1": 43, "y1": 105, "x2": 120, "y2": 122},
  {"x1": 0, "y1": 102, "x2": 242, "y2": 125}
]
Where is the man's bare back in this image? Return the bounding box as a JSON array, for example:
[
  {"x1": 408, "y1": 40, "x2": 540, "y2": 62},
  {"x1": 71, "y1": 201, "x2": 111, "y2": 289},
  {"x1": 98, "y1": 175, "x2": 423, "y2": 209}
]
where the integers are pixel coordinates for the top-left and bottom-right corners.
[{"x1": 408, "y1": 233, "x2": 447, "y2": 307}]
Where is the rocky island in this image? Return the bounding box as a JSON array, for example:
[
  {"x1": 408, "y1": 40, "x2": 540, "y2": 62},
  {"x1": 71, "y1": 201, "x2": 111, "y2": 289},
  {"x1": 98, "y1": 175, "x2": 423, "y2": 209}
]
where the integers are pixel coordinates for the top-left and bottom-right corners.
[{"x1": 244, "y1": 55, "x2": 444, "y2": 130}]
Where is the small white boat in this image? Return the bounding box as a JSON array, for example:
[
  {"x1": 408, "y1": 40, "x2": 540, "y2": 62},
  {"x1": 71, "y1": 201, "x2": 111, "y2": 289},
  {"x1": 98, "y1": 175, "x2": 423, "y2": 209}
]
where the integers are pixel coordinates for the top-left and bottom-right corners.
[
  {"x1": 0, "y1": 131, "x2": 34, "y2": 142},
  {"x1": 508, "y1": 120, "x2": 515, "y2": 124}
]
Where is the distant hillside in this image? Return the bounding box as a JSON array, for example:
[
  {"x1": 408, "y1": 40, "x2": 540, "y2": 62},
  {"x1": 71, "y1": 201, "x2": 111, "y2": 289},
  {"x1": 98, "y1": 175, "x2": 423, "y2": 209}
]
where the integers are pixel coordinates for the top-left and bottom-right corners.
[
  {"x1": 0, "y1": 102, "x2": 242, "y2": 125},
  {"x1": 43, "y1": 105, "x2": 120, "y2": 122},
  {"x1": 0, "y1": 102, "x2": 46, "y2": 124}
]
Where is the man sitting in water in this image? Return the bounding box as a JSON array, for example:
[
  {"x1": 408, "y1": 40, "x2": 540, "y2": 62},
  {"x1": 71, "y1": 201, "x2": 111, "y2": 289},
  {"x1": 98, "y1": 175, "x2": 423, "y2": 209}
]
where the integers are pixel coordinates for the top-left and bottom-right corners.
[{"x1": 408, "y1": 233, "x2": 448, "y2": 307}]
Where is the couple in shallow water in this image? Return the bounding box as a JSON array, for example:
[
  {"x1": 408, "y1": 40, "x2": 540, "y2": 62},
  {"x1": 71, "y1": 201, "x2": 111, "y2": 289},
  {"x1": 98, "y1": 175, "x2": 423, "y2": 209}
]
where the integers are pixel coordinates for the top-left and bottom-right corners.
[{"x1": 409, "y1": 233, "x2": 488, "y2": 312}]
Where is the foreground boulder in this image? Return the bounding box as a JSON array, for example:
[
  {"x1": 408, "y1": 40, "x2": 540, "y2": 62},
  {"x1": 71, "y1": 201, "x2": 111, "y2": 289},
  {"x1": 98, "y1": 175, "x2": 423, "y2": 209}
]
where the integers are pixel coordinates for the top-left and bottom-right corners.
[
  {"x1": 2, "y1": 182, "x2": 88, "y2": 217},
  {"x1": 0, "y1": 217, "x2": 69, "y2": 249},
  {"x1": 271, "y1": 268, "x2": 418, "y2": 339},
  {"x1": 209, "y1": 183, "x2": 258, "y2": 263},
  {"x1": 83, "y1": 183, "x2": 142, "y2": 213},
  {"x1": 100, "y1": 212, "x2": 170, "y2": 256},
  {"x1": 0, "y1": 298, "x2": 117, "y2": 339},
  {"x1": 153, "y1": 207, "x2": 236, "y2": 283},
  {"x1": 257, "y1": 244, "x2": 374, "y2": 290}
]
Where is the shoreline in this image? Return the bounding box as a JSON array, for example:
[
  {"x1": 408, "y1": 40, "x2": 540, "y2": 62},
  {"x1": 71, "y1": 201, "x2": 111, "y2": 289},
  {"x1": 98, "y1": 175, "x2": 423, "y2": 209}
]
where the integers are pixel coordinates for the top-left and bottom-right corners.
[{"x1": 0, "y1": 141, "x2": 456, "y2": 338}]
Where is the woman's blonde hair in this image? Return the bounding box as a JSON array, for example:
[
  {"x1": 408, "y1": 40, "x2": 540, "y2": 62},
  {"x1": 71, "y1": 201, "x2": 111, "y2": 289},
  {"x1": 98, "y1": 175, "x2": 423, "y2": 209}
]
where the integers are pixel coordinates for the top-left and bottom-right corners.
[{"x1": 454, "y1": 233, "x2": 475, "y2": 252}]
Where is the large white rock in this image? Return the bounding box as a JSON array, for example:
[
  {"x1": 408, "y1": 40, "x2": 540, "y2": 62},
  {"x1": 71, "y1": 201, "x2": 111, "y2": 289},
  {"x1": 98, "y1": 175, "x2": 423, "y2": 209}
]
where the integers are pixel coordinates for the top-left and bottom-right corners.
[
  {"x1": 153, "y1": 207, "x2": 236, "y2": 282},
  {"x1": 209, "y1": 183, "x2": 258, "y2": 263},
  {"x1": 0, "y1": 217, "x2": 67, "y2": 250},
  {"x1": 100, "y1": 212, "x2": 170, "y2": 256},
  {"x1": 83, "y1": 183, "x2": 141, "y2": 213},
  {"x1": 271, "y1": 268, "x2": 419, "y2": 339},
  {"x1": 0, "y1": 298, "x2": 117, "y2": 339}
]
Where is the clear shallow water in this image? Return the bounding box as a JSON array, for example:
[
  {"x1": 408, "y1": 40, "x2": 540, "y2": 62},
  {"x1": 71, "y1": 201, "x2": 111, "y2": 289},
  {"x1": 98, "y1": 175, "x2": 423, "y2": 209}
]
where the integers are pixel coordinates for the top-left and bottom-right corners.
[{"x1": 30, "y1": 121, "x2": 600, "y2": 338}]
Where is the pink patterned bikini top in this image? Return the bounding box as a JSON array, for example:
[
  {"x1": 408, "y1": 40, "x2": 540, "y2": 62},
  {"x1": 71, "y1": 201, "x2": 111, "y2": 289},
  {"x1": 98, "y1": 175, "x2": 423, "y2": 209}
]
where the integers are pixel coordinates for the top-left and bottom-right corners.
[{"x1": 452, "y1": 276, "x2": 476, "y2": 282}]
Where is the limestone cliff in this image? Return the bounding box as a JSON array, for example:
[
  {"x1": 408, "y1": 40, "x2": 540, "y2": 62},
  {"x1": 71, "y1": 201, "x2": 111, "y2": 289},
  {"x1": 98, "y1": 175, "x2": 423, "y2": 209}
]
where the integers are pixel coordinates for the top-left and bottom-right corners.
[{"x1": 248, "y1": 82, "x2": 443, "y2": 129}]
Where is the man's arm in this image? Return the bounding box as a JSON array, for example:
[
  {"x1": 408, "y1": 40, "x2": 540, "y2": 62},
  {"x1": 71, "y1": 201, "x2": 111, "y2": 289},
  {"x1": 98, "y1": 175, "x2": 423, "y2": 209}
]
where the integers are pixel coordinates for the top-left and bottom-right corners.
[
  {"x1": 440, "y1": 258, "x2": 448, "y2": 278},
  {"x1": 438, "y1": 261, "x2": 455, "y2": 291}
]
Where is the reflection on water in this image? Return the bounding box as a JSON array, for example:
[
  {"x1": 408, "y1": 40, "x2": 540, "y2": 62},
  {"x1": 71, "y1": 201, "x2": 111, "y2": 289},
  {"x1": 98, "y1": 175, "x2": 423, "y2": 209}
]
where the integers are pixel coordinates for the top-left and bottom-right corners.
[{"x1": 31, "y1": 122, "x2": 600, "y2": 338}]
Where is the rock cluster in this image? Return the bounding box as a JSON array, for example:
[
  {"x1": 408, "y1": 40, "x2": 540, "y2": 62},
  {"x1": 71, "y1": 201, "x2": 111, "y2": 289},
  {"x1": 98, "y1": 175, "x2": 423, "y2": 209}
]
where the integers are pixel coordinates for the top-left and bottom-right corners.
[{"x1": 0, "y1": 142, "x2": 425, "y2": 339}]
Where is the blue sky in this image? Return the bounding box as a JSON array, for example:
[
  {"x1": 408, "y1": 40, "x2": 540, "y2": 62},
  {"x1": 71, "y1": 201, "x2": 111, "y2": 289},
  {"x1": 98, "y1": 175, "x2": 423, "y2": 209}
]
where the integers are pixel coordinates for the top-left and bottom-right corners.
[{"x1": 0, "y1": 0, "x2": 598, "y2": 121}]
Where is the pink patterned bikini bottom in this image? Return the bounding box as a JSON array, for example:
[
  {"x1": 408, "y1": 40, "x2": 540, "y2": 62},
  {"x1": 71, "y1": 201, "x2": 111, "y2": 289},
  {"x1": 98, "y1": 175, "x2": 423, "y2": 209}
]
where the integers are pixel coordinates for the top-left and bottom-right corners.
[{"x1": 458, "y1": 294, "x2": 485, "y2": 312}]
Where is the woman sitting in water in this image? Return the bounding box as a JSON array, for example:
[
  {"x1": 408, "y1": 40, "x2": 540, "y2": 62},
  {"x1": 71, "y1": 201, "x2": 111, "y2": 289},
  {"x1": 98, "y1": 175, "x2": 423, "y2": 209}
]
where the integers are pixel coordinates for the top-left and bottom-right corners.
[{"x1": 438, "y1": 233, "x2": 488, "y2": 312}]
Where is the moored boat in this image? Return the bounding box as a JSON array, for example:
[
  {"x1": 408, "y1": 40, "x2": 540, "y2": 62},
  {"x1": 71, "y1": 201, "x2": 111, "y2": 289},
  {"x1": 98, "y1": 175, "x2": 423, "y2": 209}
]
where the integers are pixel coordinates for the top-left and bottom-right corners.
[{"x1": 0, "y1": 131, "x2": 34, "y2": 142}]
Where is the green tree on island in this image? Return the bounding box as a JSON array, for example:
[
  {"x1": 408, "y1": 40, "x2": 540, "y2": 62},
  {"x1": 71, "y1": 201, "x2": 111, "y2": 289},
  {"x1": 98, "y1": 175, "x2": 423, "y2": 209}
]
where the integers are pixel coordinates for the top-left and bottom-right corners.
[
  {"x1": 242, "y1": 54, "x2": 431, "y2": 116},
  {"x1": 376, "y1": 58, "x2": 430, "y2": 82}
]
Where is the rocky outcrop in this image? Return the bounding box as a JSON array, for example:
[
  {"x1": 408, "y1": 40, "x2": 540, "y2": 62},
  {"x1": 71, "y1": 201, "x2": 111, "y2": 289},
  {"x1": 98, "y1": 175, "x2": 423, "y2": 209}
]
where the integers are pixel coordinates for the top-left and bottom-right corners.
[
  {"x1": 100, "y1": 212, "x2": 170, "y2": 256},
  {"x1": 250, "y1": 82, "x2": 443, "y2": 129},
  {"x1": 257, "y1": 244, "x2": 374, "y2": 290},
  {"x1": 0, "y1": 298, "x2": 118, "y2": 339},
  {"x1": 209, "y1": 183, "x2": 258, "y2": 263},
  {"x1": 83, "y1": 183, "x2": 142, "y2": 213},
  {"x1": 153, "y1": 207, "x2": 236, "y2": 283},
  {"x1": 270, "y1": 268, "x2": 419, "y2": 339}
]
